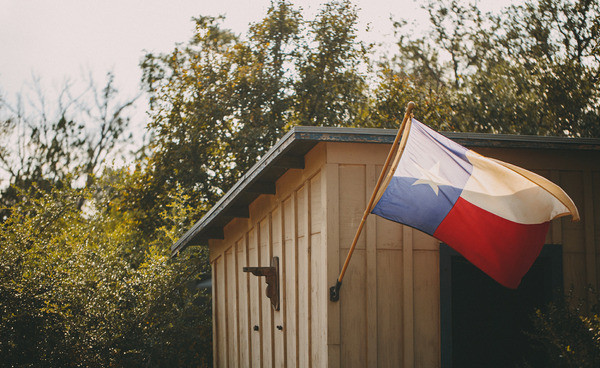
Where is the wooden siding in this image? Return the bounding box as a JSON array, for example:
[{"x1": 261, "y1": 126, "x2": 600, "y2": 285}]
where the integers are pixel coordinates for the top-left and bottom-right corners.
[
  {"x1": 210, "y1": 140, "x2": 600, "y2": 367},
  {"x1": 210, "y1": 143, "x2": 327, "y2": 368},
  {"x1": 326, "y1": 142, "x2": 441, "y2": 368}
]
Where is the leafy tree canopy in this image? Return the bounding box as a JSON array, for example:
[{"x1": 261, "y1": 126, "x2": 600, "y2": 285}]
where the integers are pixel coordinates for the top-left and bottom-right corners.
[
  {"x1": 0, "y1": 73, "x2": 139, "y2": 220},
  {"x1": 0, "y1": 174, "x2": 212, "y2": 367},
  {"x1": 138, "y1": 0, "x2": 370, "y2": 232},
  {"x1": 390, "y1": 0, "x2": 600, "y2": 136}
]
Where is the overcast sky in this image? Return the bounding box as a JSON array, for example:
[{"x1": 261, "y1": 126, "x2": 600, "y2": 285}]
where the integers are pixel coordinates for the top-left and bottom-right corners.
[
  {"x1": 0, "y1": 0, "x2": 518, "y2": 123},
  {"x1": 0, "y1": 1, "x2": 427, "y2": 98}
]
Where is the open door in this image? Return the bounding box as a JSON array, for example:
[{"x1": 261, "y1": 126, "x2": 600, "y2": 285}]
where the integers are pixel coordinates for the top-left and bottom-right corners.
[{"x1": 440, "y1": 244, "x2": 563, "y2": 368}]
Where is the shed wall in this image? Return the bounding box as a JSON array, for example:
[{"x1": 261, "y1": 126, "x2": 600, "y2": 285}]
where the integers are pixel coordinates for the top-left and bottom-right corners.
[
  {"x1": 210, "y1": 143, "x2": 328, "y2": 368},
  {"x1": 209, "y1": 140, "x2": 600, "y2": 368},
  {"x1": 324, "y1": 143, "x2": 441, "y2": 368},
  {"x1": 323, "y1": 142, "x2": 600, "y2": 368}
]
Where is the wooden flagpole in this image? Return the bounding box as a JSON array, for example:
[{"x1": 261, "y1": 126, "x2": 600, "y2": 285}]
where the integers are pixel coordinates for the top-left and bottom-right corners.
[{"x1": 330, "y1": 101, "x2": 416, "y2": 302}]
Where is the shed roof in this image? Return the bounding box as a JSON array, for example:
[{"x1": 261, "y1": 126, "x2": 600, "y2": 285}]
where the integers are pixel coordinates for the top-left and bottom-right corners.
[{"x1": 172, "y1": 125, "x2": 600, "y2": 255}]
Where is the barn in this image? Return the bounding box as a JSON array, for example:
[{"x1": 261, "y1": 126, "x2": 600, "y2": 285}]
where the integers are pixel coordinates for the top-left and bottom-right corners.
[{"x1": 173, "y1": 124, "x2": 600, "y2": 367}]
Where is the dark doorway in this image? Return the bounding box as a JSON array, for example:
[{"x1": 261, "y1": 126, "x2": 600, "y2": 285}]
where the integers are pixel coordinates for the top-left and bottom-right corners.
[{"x1": 440, "y1": 244, "x2": 562, "y2": 368}]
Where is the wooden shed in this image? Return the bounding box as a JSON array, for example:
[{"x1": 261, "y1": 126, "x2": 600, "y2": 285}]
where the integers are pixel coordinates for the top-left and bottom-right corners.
[{"x1": 173, "y1": 126, "x2": 600, "y2": 368}]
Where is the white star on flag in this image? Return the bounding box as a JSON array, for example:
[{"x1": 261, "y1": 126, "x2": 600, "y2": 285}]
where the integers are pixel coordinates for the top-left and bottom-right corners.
[{"x1": 412, "y1": 162, "x2": 452, "y2": 195}]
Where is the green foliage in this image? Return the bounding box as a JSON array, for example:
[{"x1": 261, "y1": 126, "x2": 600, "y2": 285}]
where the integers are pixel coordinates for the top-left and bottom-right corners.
[
  {"x1": 0, "y1": 178, "x2": 212, "y2": 367},
  {"x1": 389, "y1": 0, "x2": 600, "y2": 137},
  {"x1": 292, "y1": 0, "x2": 370, "y2": 127},
  {"x1": 367, "y1": 65, "x2": 455, "y2": 130},
  {"x1": 0, "y1": 73, "x2": 138, "y2": 221},
  {"x1": 528, "y1": 292, "x2": 600, "y2": 367},
  {"x1": 139, "y1": 0, "x2": 370, "y2": 232}
]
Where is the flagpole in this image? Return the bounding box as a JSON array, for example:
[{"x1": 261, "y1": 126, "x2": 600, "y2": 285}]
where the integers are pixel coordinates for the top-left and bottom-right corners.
[{"x1": 330, "y1": 101, "x2": 415, "y2": 302}]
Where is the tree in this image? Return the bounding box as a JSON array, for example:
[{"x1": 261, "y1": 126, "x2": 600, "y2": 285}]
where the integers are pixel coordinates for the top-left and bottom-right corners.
[
  {"x1": 502, "y1": 0, "x2": 600, "y2": 137},
  {"x1": 1, "y1": 69, "x2": 214, "y2": 366},
  {"x1": 139, "y1": 0, "x2": 370, "y2": 233},
  {"x1": 528, "y1": 291, "x2": 600, "y2": 368},
  {"x1": 387, "y1": 0, "x2": 600, "y2": 137},
  {"x1": 377, "y1": 0, "x2": 496, "y2": 131},
  {"x1": 0, "y1": 73, "x2": 138, "y2": 219},
  {"x1": 0, "y1": 175, "x2": 212, "y2": 367},
  {"x1": 292, "y1": 0, "x2": 370, "y2": 127}
]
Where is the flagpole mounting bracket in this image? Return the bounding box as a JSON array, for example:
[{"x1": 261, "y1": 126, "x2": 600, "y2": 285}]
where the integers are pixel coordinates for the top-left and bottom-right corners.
[
  {"x1": 243, "y1": 257, "x2": 280, "y2": 310},
  {"x1": 329, "y1": 280, "x2": 342, "y2": 302}
]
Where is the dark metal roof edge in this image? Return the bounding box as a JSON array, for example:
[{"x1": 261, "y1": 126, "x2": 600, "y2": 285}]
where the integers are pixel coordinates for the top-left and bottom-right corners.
[
  {"x1": 172, "y1": 126, "x2": 600, "y2": 255},
  {"x1": 295, "y1": 125, "x2": 600, "y2": 147},
  {"x1": 172, "y1": 127, "x2": 301, "y2": 254},
  {"x1": 443, "y1": 131, "x2": 600, "y2": 147}
]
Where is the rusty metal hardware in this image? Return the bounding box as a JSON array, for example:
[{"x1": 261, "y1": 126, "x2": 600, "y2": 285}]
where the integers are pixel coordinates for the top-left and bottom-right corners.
[{"x1": 243, "y1": 256, "x2": 280, "y2": 311}]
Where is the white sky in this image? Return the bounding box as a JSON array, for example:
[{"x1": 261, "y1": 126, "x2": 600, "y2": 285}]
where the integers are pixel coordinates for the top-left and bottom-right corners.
[
  {"x1": 0, "y1": 1, "x2": 421, "y2": 99},
  {"x1": 0, "y1": 0, "x2": 518, "y2": 124}
]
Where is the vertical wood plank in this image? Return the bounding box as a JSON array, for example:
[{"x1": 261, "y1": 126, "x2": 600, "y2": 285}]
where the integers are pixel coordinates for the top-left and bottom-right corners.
[
  {"x1": 284, "y1": 196, "x2": 298, "y2": 368},
  {"x1": 310, "y1": 173, "x2": 327, "y2": 367},
  {"x1": 564, "y1": 253, "x2": 587, "y2": 298},
  {"x1": 328, "y1": 345, "x2": 341, "y2": 368},
  {"x1": 248, "y1": 228, "x2": 262, "y2": 368},
  {"x1": 259, "y1": 218, "x2": 273, "y2": 367},
  {"x1": 561, "y1": 171, "x2": 586, "y2": 253},
  {"x1": 306, "y1": 181, "x2": 313, "y2": 368},
  {"x1": 234, "y1": 244, "x2": 241, "y2": 367},
  {"x1": 403, "y1": 226, "x2": 414, "y2": 368},
  {"x1": 307, "y1": 180, "x2": 314, "y2": 368},
  {"x1": 225, "y1": 249, "x2": 238, "y2": 367},
  {"x1": 324, "y1": 163, "x2": 341, "y2": 367},
  {"x1": 560, "y1": 171, "x2": 586, "y2": 299},
  {"x1": 216, "y1": 256, "x2": 228, "y2": 367},
  {"x1": 338, "y1": 164, "x2": 367, "y2": 368},
  {"x1": 339, "y1": 165, "x2": 366, "y2": 250},
  {"x1": 272, "y1": 204, "x2": 287, "y2": 368},
  {"x1": 212, "y1": 259, "x2": 219, "y2": 368},
  {"x1": 224, "y1": 253, "x2": 230, "y2": 368},
  {"x1": 413, "y1": 250, "x2": 440, "y2": 368},
  {"x1": 340, "y1": 250, "x2": 367, "y2": 368},
  {"x1": 237, "y1": 237, "x2": 251, "y2": 367},
  {"x1": 365, "y1": 164, "x2": 378, "y2": 368},
  {"x1": 376, "y1": 249, "x2": 403, "y2": 367},
  {"x1": 245, "y1": 235, "x2": 253, "y2": 368},
  {"x1": 297, "y1": 185, "x2": 311, "y2": 368},
  {"x1": 311, "y1": 172, "x2": 323, "y2": 234}
]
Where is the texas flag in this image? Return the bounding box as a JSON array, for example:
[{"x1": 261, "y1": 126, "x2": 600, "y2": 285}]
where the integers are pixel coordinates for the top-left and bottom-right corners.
[{"x1": 371, "y1": 118, "x2": 579, "y2": 288}]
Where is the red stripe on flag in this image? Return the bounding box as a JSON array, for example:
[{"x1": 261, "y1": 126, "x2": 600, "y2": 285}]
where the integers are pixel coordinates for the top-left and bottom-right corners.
[{"x1": 434, "y1": 196, "x2": 550, "y2": 288}]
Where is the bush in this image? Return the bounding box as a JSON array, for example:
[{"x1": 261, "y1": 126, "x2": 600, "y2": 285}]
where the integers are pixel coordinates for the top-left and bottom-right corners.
[
  {"x1": 0, "y1": 181, "x2": 212, "y2": 367},
  {"x1": 529, "y1": 291, "x2": 600, "y2": 368}
]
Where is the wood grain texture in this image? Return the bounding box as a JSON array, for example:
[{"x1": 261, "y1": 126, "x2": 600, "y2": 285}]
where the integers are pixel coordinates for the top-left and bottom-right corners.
[
  {"x1": 376, "y1": 250, "x2": 403, "y2": 367},
  {"x1": 366, "y1": 164, "x2": 378, "y2": 368},
  {"x1": 283, "y1": 195, "x2": 298, "y2": 368},
  {"x1": 402, "y1": 227, "x2": 414, "y2": 368},
  {"x1": 206, "y1": 140, "x2": 600, "y2": 368},
  {"x1": 248, "y1": 228, "x2": 262, "y2": 368},
  {"x1": 225, "y1": 249, "x2": 238, "y2": 367},
  {"x1": 413, "y1": 250, "x2": 440, "y2": 368}
]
